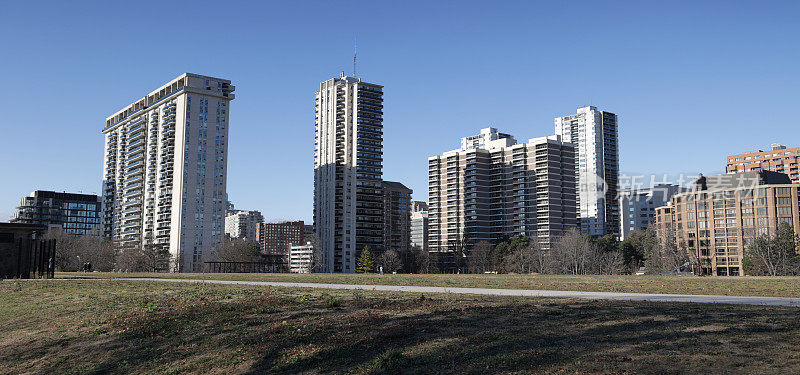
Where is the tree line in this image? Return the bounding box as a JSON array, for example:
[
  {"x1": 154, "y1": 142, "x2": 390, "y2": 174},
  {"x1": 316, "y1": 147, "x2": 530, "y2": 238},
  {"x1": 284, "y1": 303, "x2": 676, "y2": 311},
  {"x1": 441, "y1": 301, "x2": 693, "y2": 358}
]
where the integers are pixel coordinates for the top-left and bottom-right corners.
[
  {"x1": 347, "y1": 228, "x2": 686, "y2": 275},
  {"x1": 45, "y1": 222, "x2": 800, "y2": 276}
]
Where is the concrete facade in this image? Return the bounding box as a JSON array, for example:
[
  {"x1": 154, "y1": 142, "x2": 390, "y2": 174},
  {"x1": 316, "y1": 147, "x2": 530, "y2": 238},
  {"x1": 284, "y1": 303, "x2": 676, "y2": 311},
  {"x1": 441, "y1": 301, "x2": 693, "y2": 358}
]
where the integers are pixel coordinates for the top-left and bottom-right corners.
[
  {"x1": 382, "y1": 181, "x2": 412, "y2": 255},
  {"x1": 224, "y1": 210, "x2": 263, "y2": 243},
  {"x1": 289, "y1": 242, "x2": 314, "y2": 273},
  {"x1": 314, "y1": 73, "x2": 384, "y2": 273},
  {"x1": 428, "y1": 128, "x2": 577, "y2": 252},
  {"x1": 410, "y1": 201, "x2": 429, "y2": 251},
  {"x1": 555, "y1": 106, "x2": 619, "y2": 237},
  {"x1": 618, "y1": 184, "x2": 686, "y2": 240},
  {"x1": 102, "y1": 73, "x2": 234, "y2": 272}
]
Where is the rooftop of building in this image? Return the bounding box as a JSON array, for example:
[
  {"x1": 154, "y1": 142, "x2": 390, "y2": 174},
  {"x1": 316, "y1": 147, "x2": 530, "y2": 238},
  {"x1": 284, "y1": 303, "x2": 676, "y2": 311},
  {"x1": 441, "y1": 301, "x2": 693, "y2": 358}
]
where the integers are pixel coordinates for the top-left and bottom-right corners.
[
  {"x1": 730, "y1": 144, "x2": 798, "y2": 157},
  {"x1": 688, "y1": 171, "x2": 792, "y2": 192},
  {"x1": 382, "y1": 180, "x2": 413, "y2": 193},
  {"x1": 105, "y1": 72, "x2": 234, "y2": 128},
  {"x1": 318, "y1": 72, "x2": 383, "y2": 90},
  {"x1": 431, "y1": 128, "x2": 569, "y2": 158},
  {"x1": 23, "y1": 190, "x2": 100, "y2": 202}
]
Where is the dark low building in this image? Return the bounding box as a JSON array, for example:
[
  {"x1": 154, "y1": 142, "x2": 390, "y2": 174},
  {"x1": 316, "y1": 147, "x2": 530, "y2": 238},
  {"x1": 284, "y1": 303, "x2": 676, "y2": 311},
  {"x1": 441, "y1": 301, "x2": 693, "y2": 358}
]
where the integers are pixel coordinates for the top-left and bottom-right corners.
[
  {"x1": 0, "y1": 222, "x2": 52, "y2": 279},
  {"x1": 11, "y1": 191, "x2": 101, "y2": 235},
  {"x1": 382, "y1": 181, "x2": 412, "y2": 255}
]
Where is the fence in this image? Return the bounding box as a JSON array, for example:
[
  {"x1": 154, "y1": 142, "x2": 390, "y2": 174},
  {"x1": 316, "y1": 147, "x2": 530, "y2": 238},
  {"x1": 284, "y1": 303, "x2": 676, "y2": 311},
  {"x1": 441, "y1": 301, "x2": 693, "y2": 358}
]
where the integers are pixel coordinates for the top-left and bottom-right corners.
[
  {"x1": 3, "y1": 238, "x2": 56, "y2": 279},
  {"x1": 205, "y1": 256, "x2": 288, "y2": 273}
]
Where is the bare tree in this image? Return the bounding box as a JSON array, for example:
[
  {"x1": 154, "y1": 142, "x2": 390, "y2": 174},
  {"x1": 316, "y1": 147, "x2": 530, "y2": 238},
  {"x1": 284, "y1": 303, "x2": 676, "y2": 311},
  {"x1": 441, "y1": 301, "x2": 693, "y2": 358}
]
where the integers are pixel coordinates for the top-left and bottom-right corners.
[
  {"x1": 41, "y1": 228, "x2": 115, "y2": 272},
  {"x1": 378, "y1": 249, "x2": 402, "y2": 273},
  {"x1": 644, "y1": 226, "x2": 690, "y2": 274},
  {"x1": 503, "y1": 240, "x2": 544, "y2": 274},
  {"x1": 596, "y1": 249, "x2": 625, "y2": 275},
  {"x1": 304, "y1": 232, "x2": 329, "y2": 273},
  {"x1": 549, "y1": 229, "x2": 597, "y2": 275},
  {"x1": 467, "y1": 241, "x2": 493, "y2": 274},
  {"x1": 216, "y1": 238, "x2": 261, "y2": 262},
  {"x1": 409, "y1": 246, "x2": 433, "y2": 274},
  {"x1": 115, "y1": 243, "x2": 172, "y2": 272},
  {"x1": 446, "y1": 237, "x2": 468, "y2": 274},
  {"x1": 744, "y1": 222, "x2": 800, "y2": 276}
]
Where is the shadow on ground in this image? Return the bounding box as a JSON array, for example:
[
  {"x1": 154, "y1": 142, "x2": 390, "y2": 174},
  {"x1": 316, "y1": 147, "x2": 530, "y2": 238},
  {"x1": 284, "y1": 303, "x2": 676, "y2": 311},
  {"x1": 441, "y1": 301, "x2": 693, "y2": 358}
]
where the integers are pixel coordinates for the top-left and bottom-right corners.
[{"x1": 2, "y1": 281, "x2": 799, "y2": 374}]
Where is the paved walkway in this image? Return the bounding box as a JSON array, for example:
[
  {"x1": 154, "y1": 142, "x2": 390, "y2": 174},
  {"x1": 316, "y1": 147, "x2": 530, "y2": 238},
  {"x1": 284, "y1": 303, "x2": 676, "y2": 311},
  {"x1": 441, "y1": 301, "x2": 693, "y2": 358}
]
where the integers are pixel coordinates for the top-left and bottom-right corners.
[{"x1": 49, "y1": 276, "x2": 800, "y2": 307}]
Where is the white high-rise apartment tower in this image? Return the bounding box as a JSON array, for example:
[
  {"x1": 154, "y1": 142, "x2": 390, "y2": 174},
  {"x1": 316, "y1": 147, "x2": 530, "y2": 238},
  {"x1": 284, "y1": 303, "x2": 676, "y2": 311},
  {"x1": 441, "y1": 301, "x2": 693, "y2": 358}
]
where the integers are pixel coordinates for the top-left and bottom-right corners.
[
  {"x1": 555, "y1": 106, "x2": 619, "y2": 237},
  {"x1": 314, "y1": 73, "x2": 384, "y2": 273},
  {"x1": 102, "y1": 73, "x2": 235, "y2": 272}
]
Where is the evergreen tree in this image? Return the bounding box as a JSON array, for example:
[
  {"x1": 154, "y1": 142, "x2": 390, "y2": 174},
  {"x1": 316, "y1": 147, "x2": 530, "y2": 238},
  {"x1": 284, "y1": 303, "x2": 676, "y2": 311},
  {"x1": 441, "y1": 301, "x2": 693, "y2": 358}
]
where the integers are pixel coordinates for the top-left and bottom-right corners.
[{"x1": 356, "y1": 245, "x2": 376, "y2": 273}]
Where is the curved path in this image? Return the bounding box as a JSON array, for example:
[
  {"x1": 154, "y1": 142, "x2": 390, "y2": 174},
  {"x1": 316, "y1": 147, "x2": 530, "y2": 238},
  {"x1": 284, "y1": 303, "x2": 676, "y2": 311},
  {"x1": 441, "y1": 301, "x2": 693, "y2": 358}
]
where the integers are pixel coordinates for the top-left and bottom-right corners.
[{"x1": 51, "y1": 276, "x2": 800, "y2": 307}]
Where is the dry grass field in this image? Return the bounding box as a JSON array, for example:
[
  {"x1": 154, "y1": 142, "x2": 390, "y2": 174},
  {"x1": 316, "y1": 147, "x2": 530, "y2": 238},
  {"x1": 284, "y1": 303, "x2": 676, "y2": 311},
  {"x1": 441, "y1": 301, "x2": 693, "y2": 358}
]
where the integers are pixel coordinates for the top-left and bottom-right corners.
[{"x1": 2, "y1": 279, "x2": 800, "y2": 374}]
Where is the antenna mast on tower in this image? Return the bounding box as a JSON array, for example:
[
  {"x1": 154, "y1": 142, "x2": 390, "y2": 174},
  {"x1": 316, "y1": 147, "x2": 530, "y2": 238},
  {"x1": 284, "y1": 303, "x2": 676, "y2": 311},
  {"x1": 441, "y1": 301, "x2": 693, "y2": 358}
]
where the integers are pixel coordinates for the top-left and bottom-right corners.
[{"x1": 353, "y1": 37, "x2": 357, "y2": 77}]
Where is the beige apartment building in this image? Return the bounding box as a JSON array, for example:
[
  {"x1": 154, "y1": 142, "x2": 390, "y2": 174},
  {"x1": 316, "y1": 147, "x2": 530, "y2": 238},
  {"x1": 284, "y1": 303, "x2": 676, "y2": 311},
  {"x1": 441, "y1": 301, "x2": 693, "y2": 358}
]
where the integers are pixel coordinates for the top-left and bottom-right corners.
[
  {"x1": 102, "y1": 73, "x2": 234, "y2": 272},
  {"x1": 655, "y1": 171, "x2": 800, "y2": 276},
  {"x1": 726, "y1": 144, "x2": 800, "y2": 183},
  {"x1": 428, "y1": 128, "x2": 577, "y2": 253}
]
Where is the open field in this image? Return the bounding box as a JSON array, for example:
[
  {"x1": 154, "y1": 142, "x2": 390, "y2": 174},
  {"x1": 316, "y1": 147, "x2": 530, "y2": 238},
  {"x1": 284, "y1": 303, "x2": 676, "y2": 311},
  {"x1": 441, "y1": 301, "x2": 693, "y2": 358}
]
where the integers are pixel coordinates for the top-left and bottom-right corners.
[
  {"x1": 61, "y1": 272, "x2": 800, "y2": 298},
  {"x1": 3, "y1": 280, "x2": 800, "y2": 374}
]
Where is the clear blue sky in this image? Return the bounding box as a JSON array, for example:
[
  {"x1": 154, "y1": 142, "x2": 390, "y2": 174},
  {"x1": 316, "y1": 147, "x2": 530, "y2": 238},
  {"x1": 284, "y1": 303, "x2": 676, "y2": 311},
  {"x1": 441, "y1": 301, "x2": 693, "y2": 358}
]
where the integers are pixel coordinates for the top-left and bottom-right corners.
[{"x1": 1, "y1": 1, "x2": 798, "y2": 222}]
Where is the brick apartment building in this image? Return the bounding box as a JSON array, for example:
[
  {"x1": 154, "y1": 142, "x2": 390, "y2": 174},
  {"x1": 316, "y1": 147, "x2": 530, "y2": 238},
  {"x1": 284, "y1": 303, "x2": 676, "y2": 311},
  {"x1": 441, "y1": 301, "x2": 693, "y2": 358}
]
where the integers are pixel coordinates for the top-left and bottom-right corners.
[
  {"x1": 255, "y1": 221, "x2": 304, "y2": 256},
  {"x1": 726, "y1": 144, "x2": 800, "y2": 183},
  {"x1": 655, "y1": 171, "x2": 800, "y2": 276}
]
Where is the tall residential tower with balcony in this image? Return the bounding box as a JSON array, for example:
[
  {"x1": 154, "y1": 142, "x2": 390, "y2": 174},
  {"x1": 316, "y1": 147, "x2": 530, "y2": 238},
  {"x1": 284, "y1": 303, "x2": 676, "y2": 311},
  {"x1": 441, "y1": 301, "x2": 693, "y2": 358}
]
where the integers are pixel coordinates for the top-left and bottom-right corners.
[
  {"x1": 101, "y1": 73, "x2": 234, "y2": 272},
  {"x1": 555, "y1": 106, "x2": 619, "y2": 237},
  {"x1": 428, "y1": 128, "x2": 577, "y2": 252},
  {"x1": 314, "y1": 73, "x2": 384, "y2": 273}
]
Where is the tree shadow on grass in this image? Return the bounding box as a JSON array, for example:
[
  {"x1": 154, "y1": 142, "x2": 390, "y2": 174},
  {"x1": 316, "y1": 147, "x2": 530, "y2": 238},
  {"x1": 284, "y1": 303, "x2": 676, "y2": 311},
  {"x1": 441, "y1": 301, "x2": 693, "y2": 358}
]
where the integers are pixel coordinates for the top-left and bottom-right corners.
[{"x1": 9, "y1": 292, "x2": 800, "y2": 374}]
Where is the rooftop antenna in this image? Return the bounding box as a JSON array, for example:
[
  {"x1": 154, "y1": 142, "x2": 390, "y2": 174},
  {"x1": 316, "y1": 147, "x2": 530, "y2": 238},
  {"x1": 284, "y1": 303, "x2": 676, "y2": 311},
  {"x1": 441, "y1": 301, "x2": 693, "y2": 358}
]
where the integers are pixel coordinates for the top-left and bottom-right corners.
[{"x1": 353, "y1": 37, "x2": 357, "y2": 78}]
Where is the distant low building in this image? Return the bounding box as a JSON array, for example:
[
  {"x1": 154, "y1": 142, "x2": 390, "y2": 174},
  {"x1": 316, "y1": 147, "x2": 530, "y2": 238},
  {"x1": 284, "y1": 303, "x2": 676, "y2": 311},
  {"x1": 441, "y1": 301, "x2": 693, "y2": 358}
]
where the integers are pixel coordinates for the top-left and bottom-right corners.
[
  {"x1": 382, "y1": 181, "x2": 412, "y2": 255},
  {"x1": 289, "y1": 241, "x2": 314, "y2": 273},
  {"x1": 618, "y1": 184, "x2": 687, "y2": 240},
  {"x1": 410, "y1": 201, "x2": 428, "y2": 251},
  {"x1": 224, "y1": 210, "x2": 264, "y2": 242},
  {"x1": 11, "y1": 191, "x2": 101, "y2": 235},
  {"x1": 256, "y1": 221, "x2": 304, "y2": 256}
]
